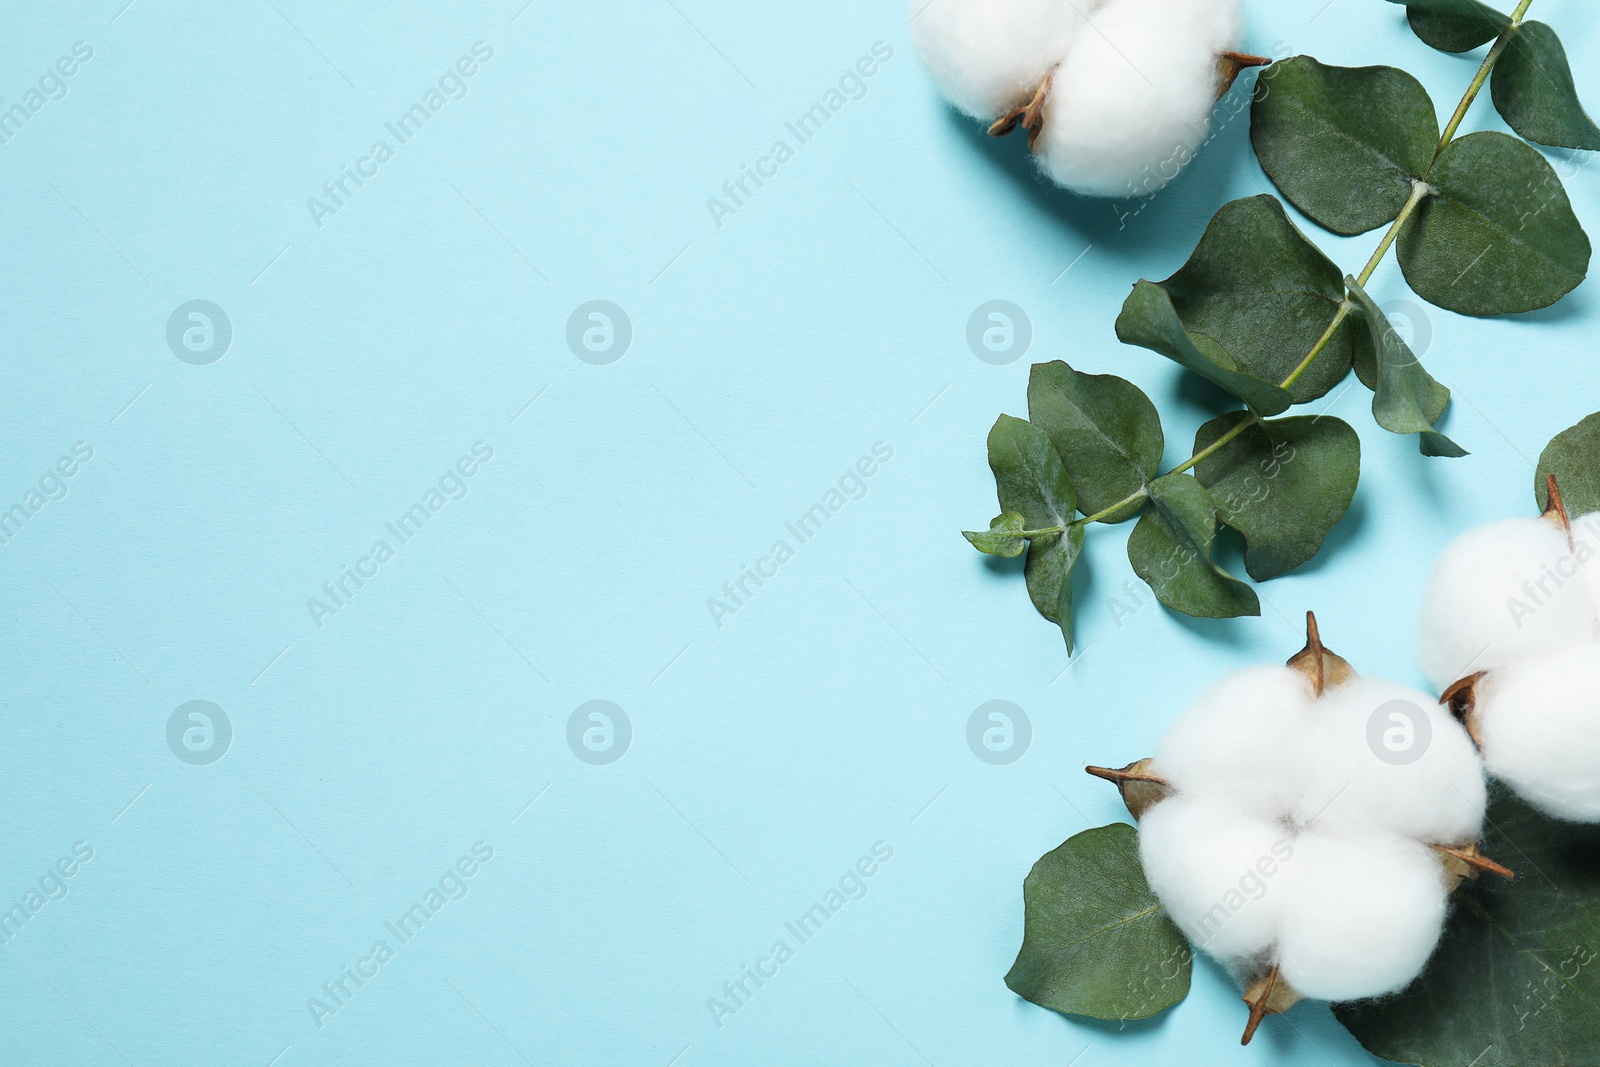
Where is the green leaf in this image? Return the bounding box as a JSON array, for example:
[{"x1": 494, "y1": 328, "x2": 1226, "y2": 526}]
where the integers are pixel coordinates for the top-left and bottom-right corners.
[
  {"x1": 1335, "y1": 785, "x2": 1600, "y2": 1067},
  {"x1": 1537, "y1": 412, "x2": 1600, "y2": 516},
  {"x1": 1025, "y1": 525, "x2": 1086, "y2": 652},
  {"x1": 1116, "y1": 282, "x2": 1293, "y2": 417},
  {"x1": 1005, "y1": 823, "x2": 1193, "y2": 1022},
  {"x1": 1252, "y1": 58, "x2": 1440, "y2": 236},
  {"x1": 1193, "y1": 413, "x2": 1362, "y2": 581},
  {"x1": 1125, "y1": 196, "x2": 1361, "y2": 404},
  {"x1": 988, "y1": 415, "x2": 1076, "y2": 534},
  {"x1": 1492, "y1": 21, "x2": 1600, "y2": 151},
  {"x1": 964, "y1": 512, "x2": 1028, "y2": 558},
  {"x1": 1346, "y1": 277, "x2": 1466, "y2": 457},
  {"x1": 1397, "y1": 131, "x2": 1591, "y2": 317},
  {"x1": 1127, "y1": 473, "x2": 1259, "y2": 619},
  {"x1": 1387, "y1": 0, "x2": 1509, "y2": 54},
  {"x1": 1027, "y1": 361, "x2": 1162, "y2": 523}
]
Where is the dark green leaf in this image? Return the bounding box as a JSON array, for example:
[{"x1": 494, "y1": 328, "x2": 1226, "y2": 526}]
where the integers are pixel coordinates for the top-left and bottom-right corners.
[
  {"x1": 1336, "y1": 785, "x2": 1600, "y2": 1067},
  {"x1": 1025, "y1": 525, "x2": 1086, "y2": 652},
  {"x1": 1193, "y1": 413, "x2": 1362, "y2": 581},
  {"x1": 1252, "y1": 58, "x2": 1439, "y2": 236},
  {"x1": 1346, "y1": 277, "x2": 1466, "y2": 456},
  {"x1": 1398, "y1": 132, "x2": 1591, "y2": 316},
  {"x1": 1116, "y1": 282, "x2": 1293, "y2": 416},
  {"x1": 1137, "y1": 195, "x2": 1361, "y2": 403},
  {"x1": 1027, "y1": 361, "x2": 1163, "y2": 523},
  {"x1": 1492, "y1": 21, "x2": 1600, "y2": 151},
  {"x1": 1127, "y1": 473, "x2": 1259, "y2": 619},
  {"x1": 1537, "y1": 411, "x2": 1600, "y2": 516},
  {"x1": 963, "y1": 512, "x2": 1028, "y2": 557},
  {"x1": 1387, "y1": 0, "x2": 1509, "y2": 54},
  {"x1": 1005, "y1": 823, "x2": 1193, "y2": 1022},
  {"x1": 988, "y1": 414, "x2": 1076, "y2": 534}
]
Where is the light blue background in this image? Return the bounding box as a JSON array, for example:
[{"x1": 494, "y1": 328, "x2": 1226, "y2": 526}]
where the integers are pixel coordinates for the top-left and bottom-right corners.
[{"x1": 1, "y1": 0, "x2": 1595, "y2": 1064}]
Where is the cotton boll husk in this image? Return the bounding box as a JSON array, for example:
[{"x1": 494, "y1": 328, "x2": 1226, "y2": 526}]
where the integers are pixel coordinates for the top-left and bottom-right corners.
[
  {"x1": 1475, "y1": 642, "x2": 1600, "y2": 822},
  {"x1": 908, "y1": 0, "x2": 1093, "y2": 120},
  {"x1": 1416, "y1": 517, "x2": 1596, "y2": 692},
  {"x1": 1032, "y1": 0, "x2": 1244, "y2": 196},
  {"x1": 1139, "y1": 796, "x2": 1293, "y2": 966},
  {"x1": 1152, "y1": 666, "x2": 1315, "y2": 816},
  {"x1": 1275, "y1": 831, "x2": 1449, "y2": 1002},
  {"x1": 1294, "y1": 677, "x2": 1486, "y2": 846}
]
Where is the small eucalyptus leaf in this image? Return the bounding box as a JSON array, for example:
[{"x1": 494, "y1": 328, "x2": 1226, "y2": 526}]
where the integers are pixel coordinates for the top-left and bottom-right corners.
[
  {"x1": 1252, "y1": 58, "x2": 1439, "y2": 236},
  {"x1": 988, "y1": 415, "x2": 1076, "y2": 533},
  {"x1": 1335, "y1": 786, "x2": 1600, "y2": 1067},
  {"x1": 1537, "y1": 411, "x2": 1600, "y2": 516},
  {"x1": 1025, "y1": 526, "x2": 1086, "y2": 651},
  {"x1": 1193, "y1": 413, "x2": 1362, "y2": 581},
  {"x1": 1346, "y1": 277, "x2": 1465, "y2": 457},
  {"x1": 1027, "y1": 361, "x2": 1163, "y2": 522},
  {"x1": 1004, "y1": 823, "x2": 1193, "y2": 1022},
  {"x1": 1127, "y1": 473, "x2": 1260, "y2": 619},
  {"x1": 1116, "y1": 282, "x2": 1293, "y2": 416},
  {"x1": 964, "y1": 512, "x2": 1028, "y2": 558},
  {"x1": 1492, "y1": 21, "x2": 1600, "y2": 151},
  {"x1": 1387, "y1": 0, "x2": 1509, "y2": 54},
  {"x1": 1397, "y1": 132, "x2": 1591, "y2": 317}
]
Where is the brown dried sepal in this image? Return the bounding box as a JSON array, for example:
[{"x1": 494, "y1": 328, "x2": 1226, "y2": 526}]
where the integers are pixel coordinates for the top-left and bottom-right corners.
[
  {"x1": 1084, "y1": 758, "x2": 1172, "y2": 821},
  {"x1": 987, "y1": 69, "x2": 1054, "y2": 149},
  {"x1": 1542, "y1": 473, "x2": 1572, "y2": 535},
  {"x1": 1240, "y1": 965, "x2": 1302, "y2": 1045},
  {"x1": 1218, "y1": 51, "x2": 1272, "y2": 96},
  {"x1": 1286, "y1": 611, "x2": 1356, "y2": 698},
  {"x1": 1441, "y1": 671, "x2": 1486, "y2": 748},
  {"x1": 1434, "y1": 842, "x2": 1515, "y2": 892}
]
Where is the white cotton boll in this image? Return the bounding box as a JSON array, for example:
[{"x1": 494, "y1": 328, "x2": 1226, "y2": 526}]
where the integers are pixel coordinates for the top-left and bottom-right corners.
[
  {"x1": 1138, "y1": 796, "x2": 1294, "y2": 966},
  {"x1": 1568, "y1": 511, "x2": 1600, "y2": 614},
  {"x1": 1032, "y1": 0, "x2": 1244, "y2": 197},
  {"x1": 1275, "y1": 831, "x2": 1448, "y2": 1002},
  {"x1": 1475, "y1": 642, "x2": 1600, "y2": 822},
  {"x1": 1416, "y1": 517, "x2": 1596, "y2": 693},
  {"x1": 1152, "y1": 666, "x2": 1315, "y2": 817},
  {"x1": 1295, "y1": 677, "x2": 1486, "y2": 846},
  {"x1": 908, "y1": 0, "x2": 1093, "y2": 119}
]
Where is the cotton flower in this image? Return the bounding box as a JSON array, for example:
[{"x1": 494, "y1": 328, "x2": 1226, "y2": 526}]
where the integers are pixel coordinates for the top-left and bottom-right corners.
[
  {"x1": 1471, "y1": 642, "x2": 1600, "y2": 822},
  {"x1": 909, "y1": 0, "x2": 1261, "y2": 197}
]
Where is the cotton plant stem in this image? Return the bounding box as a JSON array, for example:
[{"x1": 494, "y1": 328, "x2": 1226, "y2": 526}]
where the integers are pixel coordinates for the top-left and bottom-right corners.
[{"x1": 1060, "y1": 8, "x2": 1533, "y2": 533}]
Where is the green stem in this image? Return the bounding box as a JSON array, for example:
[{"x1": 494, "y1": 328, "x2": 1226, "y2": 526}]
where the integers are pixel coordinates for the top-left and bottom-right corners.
[{"x1": 1066, "y1": 13, "x2": 1531, "y2": 532}]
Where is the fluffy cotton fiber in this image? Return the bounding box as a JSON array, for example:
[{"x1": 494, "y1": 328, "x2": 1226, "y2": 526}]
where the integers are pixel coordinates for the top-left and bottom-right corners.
[
  {"x1": 1138, "y1": 796, "x2": 1291, "y2": 966},
  {"x1": 1033, "y1": 0, "x2": 1243, "y2": 197},
  {"x1": 1295, "y1": 678, "x2": 1487, "y2": 846},
  {"x1": 1416, "y1": 517, "x2": 1595, "y2": 692},
  {"x1": 1474, "y1": 642, "x2": 1600, "y2": 822},
  {"x1": 907, "y1": 0, "x2": 1094, "y2": 119},
  {"x1": 1275, "y1": 831, "x2": 1449, "y2": 1002},
  {"x1": 1153, "y1": 666, "x2": 1314, "y2": 816}
]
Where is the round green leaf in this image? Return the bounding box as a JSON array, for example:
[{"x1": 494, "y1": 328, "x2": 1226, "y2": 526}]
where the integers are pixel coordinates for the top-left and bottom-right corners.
[
  {"x1": 1027, "y1": 361, "x2": 1163, "y2": 523},
  {"x1": 1345, "y1": 276, "x2": 1466, "y2": 457},
  {"x1": 1193, "y1": 413, "x2": 1362, "y2": 581},
  {"x1": 1252, "y1": 58, "x2": 1440, "y2": 236},
  {"x1": 987, "y1": 414, "x2": 1076, "y2": 535},
  {"x1": 1127, "y1": 473, "x2": 1260, "y2": 619},
  {"x1": 1397, "y1": 131, "x2": 1591, "y2": 317},
  {"x1": 1537, "y1": 411, "x2": 1600, "y2": 517},
  {"x1": 1005, "y1": 823, "x2": 1193, "y2": 1022},
  {"x1": 1492, "y1": 21, "x2": 1600, "y2": 152},
  {"x1": 1335, "y1": 786, "x2": 1600, "y2": 1067},
  {"x1": 1149, "y1": 195, "x2": 1360, "y2": 403},
  {"x1": 963, "y1": 512, "x2": 1028, "y2": 558},
  {"x1": 1388, "y1": 0, "x2": 1510, "y2": 54}
]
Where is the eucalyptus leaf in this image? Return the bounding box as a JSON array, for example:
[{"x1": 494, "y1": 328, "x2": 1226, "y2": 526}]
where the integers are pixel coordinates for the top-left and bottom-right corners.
[
  {"x1": 1116, "y1": 281, "x2": 1294, "y2": 416},
  {"x1": 1387, "y1": 0, "x2": 1509, "y2": 54},
  {"x1": 1252, "y1": 58, "x2": 1439, "y2": 236},
  {"x1": 1492, "y1": 21, "x2": 1600, "y2": 151},
  {"x1": 1127, "y1": 473, "x2": 1260, "y2": 619},
  {"x1": 1346, "y1": 277, "x2": 1465, "y2": 457},
  {"x1": 1005, "y1": 823, "x2": 1193, "y2": 1022},
  {"x1": 1140, "y1": 195, "x2": 1360, "y2": 403},
  {"x1": 964, "y1": 512, "x2": 1028, "y2": 558},
  {"x1": 1027, "y1": 361, "x2": 1163, "y2": 523},
  {"x1": 1193, "y1": 413, "x2": 1362, "y2": 581},
  {"x1": 1335, "y1": 786, "x2": 1600, "y2": 1067},
  {"x1": 1025, "y1": 525, "x2": 1086, "y2": 652},
  {"x1": 988, "y1": 414, "x2": 1076, "y2": 534},
  {"x1": 1536, "y1": 411, "x2": 1600, "y2": 516},
  {"x1": 1397, "y1": 131, "x2": 1591, "y2": 317}
]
